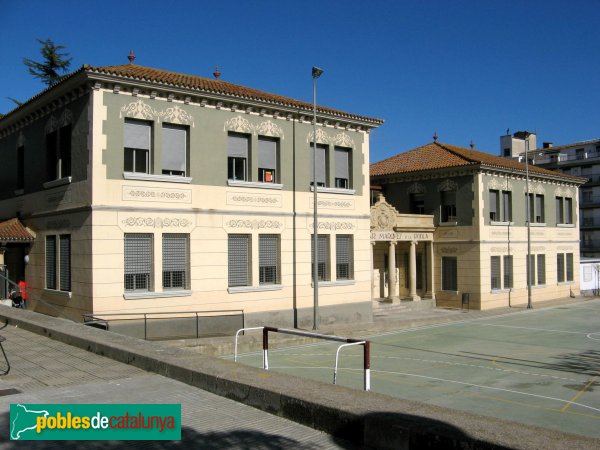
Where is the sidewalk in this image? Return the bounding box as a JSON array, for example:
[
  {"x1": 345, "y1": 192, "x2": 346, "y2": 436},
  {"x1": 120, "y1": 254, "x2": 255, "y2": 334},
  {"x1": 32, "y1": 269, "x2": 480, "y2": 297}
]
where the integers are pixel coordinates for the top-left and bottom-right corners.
[{"x1": 0, "y1": 323, "x2": 353, "y2": 449}]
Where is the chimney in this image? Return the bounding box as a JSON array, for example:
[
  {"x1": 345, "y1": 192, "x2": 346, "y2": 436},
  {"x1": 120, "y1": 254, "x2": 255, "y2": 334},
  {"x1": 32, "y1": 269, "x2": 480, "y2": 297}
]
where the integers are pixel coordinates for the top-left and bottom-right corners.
[{"x1": 543, "y1": 142, "x2": 553, "y2": 149}]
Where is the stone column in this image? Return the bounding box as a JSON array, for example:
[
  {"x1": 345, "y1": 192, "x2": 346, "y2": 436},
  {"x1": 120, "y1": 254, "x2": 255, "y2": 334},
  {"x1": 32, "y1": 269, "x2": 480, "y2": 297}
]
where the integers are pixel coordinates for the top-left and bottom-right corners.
[
  {"x1": 409, "y1": 240, "x2": 421, "y2": 301},
  {"x1": 425, "y1": 241, "x2": 435, "y2": 300},
  {"x1": 371, "y1": 241, "x2": 376, "y2": 300},
  {"x1": 386, "y1": 241, "x2": 398, "y2": 303}
]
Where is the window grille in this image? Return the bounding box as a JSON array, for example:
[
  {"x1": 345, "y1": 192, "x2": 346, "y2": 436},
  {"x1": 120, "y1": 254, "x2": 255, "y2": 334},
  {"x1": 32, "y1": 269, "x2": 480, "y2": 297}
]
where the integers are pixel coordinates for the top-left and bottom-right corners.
[
  {"x1": 162, "y1": 124, "x2": 187, "y2": 176},
  {"x1": 311, "y1": 234, "x2": 330, "y2": 281},
  {"x1": 557, "y1": 253, "x2": 565, "y2": 282},
  {"x1": 59, "y1": 235, "x2": 71, "y2": 292},
  {"x1": 163, "y1": 234, "x2": 189, "y2": 289},
  {"x1": 259, "y1": 234, "x2": 280, "y2": 284},
  {"x1": 441, "y1": 257, "x2": 457, "y2": 291},
  {"x1": 46, "y1": 235, "x2": 56, "y2": 290},
  {"x1": 336, "y1": 235, "x2": 353, "y2": 280},
  {"x1": 228, "y1": 234, "x2": 250, "y2": 287},
  {"x1": 490, "y1": 256, "x2": 501, "y2": 290},
  {"x1": 258, "y1": 137, "x2": 277, "y2": 183},
  {"x1": 124, "y1": 233, "x2": 153, "y2": 291},
  {"x1": 537, "y1": 254, "x2": 546, "y2": 285},
  {"x1": 334, "y1": 147, "x2": 350, "y2": 189},
  {"x1": 503, "y1": 255, "x2": 513, "y2": 289}
]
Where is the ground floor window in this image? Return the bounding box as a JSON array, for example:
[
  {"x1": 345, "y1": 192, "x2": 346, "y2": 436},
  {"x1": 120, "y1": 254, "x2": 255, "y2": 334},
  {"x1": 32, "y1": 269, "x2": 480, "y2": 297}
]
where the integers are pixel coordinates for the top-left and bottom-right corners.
[
  {"x1": 311, "y1": 235, "x2": 330, "y2": 281},
  {"x1": 228, "y1": 234, "x2": 250, "y2": 287},
  {"x1": 124, "y1": 233, "x2": 153, "y2": 292},
  {"x1": 259, "y1": 234, "x2": 280, "y2": 285},
  {"x1": 45, "y1": 234, "x2": 71, "y2": 292},
  {"x1": 503, "y1": 255, "x2": 513, "y2": 289},
  {"x1": 336, "y1": 235, "x2": 354, "y2": 280},
  {"x1": 162, "y1": 234, "x2": 189, "y2": 290},
  {"x1": 441, "y1": 256, "x2": 457, "y2": 291},
  {"x1": 557, "y1": 253, "x2": 574, "y2": 282}
]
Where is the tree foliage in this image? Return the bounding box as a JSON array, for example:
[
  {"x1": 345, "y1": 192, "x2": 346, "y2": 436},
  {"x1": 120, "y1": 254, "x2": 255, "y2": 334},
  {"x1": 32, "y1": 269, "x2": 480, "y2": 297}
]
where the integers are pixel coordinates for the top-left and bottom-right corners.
[{"x1": 23, "y1": 38, "x2": 72, "y2": 86}]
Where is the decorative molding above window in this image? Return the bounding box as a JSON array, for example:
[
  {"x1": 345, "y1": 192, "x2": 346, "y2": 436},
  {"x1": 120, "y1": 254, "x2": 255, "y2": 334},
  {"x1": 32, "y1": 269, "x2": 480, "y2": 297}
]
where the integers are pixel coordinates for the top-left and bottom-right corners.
[
  {"x1": 522, "y1": 184, "x2": 546, "y2": 195},
  {"x1": 255, "y1": 120, "x2": 284, "y2": 139},
  {"x1": 224, "y1": 115, "x2": 253, "y2": 134},
  {"x1": 407, "y1": 182, "x2": 426, "y2": 194},
  {"x1": 160, "y1": 105, "x2": 194, "y2": 127},
  {"x1": 437, "y1": 179, "x2": 458, "y2": 192},
  {"x1": 307, "y1": 128, "x2": 329, "y2": 144},
  {"x1": 309, "y1": 221, "x2": 355, "y2": 232},
  {"x1": 120, "y1": 99, "x2": 159, "y2": 120},
  {"x1": 45, "y1": 115, "x2": 59, "y2": 134},
  {"x1": 17, "y1": 131, "x2": 25, "y2": 147},
  {"x1": 487, "y1": 178, "x2": 513, "y2": 191},
  {"x1": 332, "y1": 132, "x2": 354, "y2": 148},
  {"x1": 121, "y1": 216, "x2": 192, "y2": 228},
  {"x1": 555, "y1": 186, "x2": 573, "y2": 198},
  {"x1": 59, "y1": 109, "x2": 73, "y2": 127}
]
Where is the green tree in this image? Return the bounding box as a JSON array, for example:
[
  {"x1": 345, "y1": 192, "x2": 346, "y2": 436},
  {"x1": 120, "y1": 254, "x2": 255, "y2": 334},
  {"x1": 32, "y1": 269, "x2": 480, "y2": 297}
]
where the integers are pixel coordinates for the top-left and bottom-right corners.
[{"x1": 23, "y1": 38, "x2": 72, "y2": 86}]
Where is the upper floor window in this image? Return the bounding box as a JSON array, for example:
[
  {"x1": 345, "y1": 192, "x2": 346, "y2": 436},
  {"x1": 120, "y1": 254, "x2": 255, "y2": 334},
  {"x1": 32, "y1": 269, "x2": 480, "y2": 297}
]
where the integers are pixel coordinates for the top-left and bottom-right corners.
[
  {"x1": 124, "y1": 120, "x2": 151, "y2": 174},
  {"x1": 162, "y1": 124, "x2": 188, "y2": 176},
  {"x1": 228, "y1": 133, "x2": 249, "y2": 182},
  {"x1": 334, "y1": 147, "x2": 351, "y2": 189},
  {"x1": 410, "y1": 193, "x2": 425, "y2": 214},
  {"x1": 526, "y1": 193, "x2": 545, "y2": 223},
  {"x1": 17, "y1": 145, "x2": 24, "y2": 190},
  {"x1": 556, "y1": 196, "x2": 573, "y2": 224},
  {"x1": 46, "y1": 124, "x2": 71, "y2": 181},
  {"x1": 310, "y1": 143, "x2": 327, "y2": 187},
  {"x1": 441, "y1": 190, "x2": 457, "y2": 222},
  {"x1": 258, "y1": 137, "x2": 278, "y2": 183}
]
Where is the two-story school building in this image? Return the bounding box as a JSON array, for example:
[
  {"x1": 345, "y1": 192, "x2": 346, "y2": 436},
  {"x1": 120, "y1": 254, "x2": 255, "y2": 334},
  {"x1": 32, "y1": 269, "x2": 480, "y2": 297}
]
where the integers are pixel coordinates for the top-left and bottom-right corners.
[
  {"x1": 0, "y1": 60, "x2": 383, "y2": 336},
  {"x1": 370, "y1": 141, "x2": 587, "y2": 309}
]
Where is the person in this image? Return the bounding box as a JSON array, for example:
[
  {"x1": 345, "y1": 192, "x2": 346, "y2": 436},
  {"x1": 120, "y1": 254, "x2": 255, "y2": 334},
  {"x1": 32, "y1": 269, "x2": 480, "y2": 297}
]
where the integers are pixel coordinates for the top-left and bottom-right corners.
[{"x1": 9, "y1": 288, "x2": 24, "y2": 308}]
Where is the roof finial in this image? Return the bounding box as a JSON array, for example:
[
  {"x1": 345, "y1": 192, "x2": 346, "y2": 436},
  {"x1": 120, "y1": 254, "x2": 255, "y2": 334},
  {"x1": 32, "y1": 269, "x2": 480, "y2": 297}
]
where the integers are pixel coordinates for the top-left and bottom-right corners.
[
  {"x1": 470, "y1": 140, "x2": 474, "y2": 149},
  {"x1": 506, "y1": 128, "x2": 510, "y2": 136},
  {"x1": 433, "y1": 131, "x2": 438, "y2": 142},
  {"x1": 213, "y1": 65, "x2": 221, "y2": 80},
  {"x1": 128, "y1": 50, "x2": 136, "y2": 65}
]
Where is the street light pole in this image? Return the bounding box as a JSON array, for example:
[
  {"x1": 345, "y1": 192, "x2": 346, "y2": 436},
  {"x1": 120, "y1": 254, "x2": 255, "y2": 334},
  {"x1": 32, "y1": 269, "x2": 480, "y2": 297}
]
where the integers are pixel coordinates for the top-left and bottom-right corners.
[
  {"x1": 312, "y1": 66, "x2": 323, "y2": 330},
  {"x1": 524, "y1": 134, "x2": 533, "y2": 309}
]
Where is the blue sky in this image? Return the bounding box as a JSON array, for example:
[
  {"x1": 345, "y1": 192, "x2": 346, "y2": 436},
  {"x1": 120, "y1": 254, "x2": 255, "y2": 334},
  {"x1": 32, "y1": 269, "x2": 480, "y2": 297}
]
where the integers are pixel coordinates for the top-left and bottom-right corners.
[{"x1": 2, "y1": 0, "x2": 599, "y2": 162}]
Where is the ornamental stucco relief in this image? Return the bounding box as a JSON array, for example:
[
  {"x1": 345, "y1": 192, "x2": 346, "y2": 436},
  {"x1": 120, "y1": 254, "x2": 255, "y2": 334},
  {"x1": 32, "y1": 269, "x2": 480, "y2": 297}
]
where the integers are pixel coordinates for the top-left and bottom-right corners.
[
  {"x1": 555, "y1": 186, "x2": 574, "y2": 198},
  {"x1": 161, "y1": 105, "x2": 195, "y2": 127},
  {"x1": 307, "y1": 128, "x2": 329, "y2": 144},
  {"x1": 407, "y1": 182, "x2": 426, "y2": 194},
  {"x1": 309, "y1": 221, "x2": 355, "y2": 231},
  {"x1": 487, "y1": 178, "x2": 513, "y2": 191},
  {"x1": 255, "y1": 120, "x2": 284, "y2": 138},
  {"x1": 120, "y1": 99, "x2": 159, "y2": 120},
  {"x1": 59, "y1": 109, "x2": 73, "y2": 127},
  {"x1": 522, "y1": 183, "x2": 546, "y2": 195},
  {"x1": 370, "y1": 196, "x2": 399, "y2": 231},
  {"x1": 332, "y1": 132, "x2": 354, "y2": 148},
  {"x1": 45, "y1": 115, "x2": 59, "y2": 134},
  {"x1": 225, "y1": 219, "x2": 283, "y2": 230},
  {"x1": 437, "y1": 179, "x2": 458, "y2": 192},
  {"x1": 121, "y1": 217, "x2": 192, "y2": 228},
  {"x1": 224, "y1": 115, "x2": 253, "y2": 134}
]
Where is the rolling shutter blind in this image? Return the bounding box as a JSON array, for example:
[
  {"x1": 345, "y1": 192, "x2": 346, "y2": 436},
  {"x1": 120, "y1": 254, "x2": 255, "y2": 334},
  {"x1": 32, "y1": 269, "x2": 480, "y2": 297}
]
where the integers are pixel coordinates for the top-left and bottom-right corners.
[
  {"x1": 334, "y1": 147, "x2": 350, "y2": 179},
  {"x1": 162, "y1": 125, "x2": 187, "y2": 173},
  {"x1": 163, "y1": 234, "x2": 188, "y2": 272},
  {"x1": 259, "y1": 138, "x2": 277, "y2": 170},
  {"x1": 259, "y1": 234, "x2": 279, "y2": 284},
  {"x1": 228, "y1": 134, "x2": 248, "y2": 158},
  {"x1": 124, "y1": 234, "x2": 152, "y2": 275},
  {"x1": 310, "y1": 144, "x2": 326, "y2": 185},
  {"x1": 336, "y1": 235, "x2": 353, "y2": 280},
  {"x1": 124, "y1": 121, "x2": 151, "y2": 149},
  {"x1": 59, "y1": 235, "x2": 71, "y2": 292},
  {"x1": 46, "y1": 236, "x2": 56, "y2": 290},
  {"x1": 228, "y1": 234, "x2": 250, "y2": 287}
]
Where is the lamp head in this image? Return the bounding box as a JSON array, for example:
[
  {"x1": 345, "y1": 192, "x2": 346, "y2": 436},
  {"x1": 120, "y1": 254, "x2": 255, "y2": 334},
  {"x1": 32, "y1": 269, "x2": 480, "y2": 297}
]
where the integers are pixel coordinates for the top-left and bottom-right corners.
[{"x1": 312, "y1": 67, "x2": 324, "y2": 79}]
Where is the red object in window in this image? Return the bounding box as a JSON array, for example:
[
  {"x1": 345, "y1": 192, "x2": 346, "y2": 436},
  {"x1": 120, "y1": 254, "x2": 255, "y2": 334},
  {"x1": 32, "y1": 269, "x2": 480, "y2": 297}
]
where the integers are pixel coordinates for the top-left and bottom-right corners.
[
  {"x1": 18, "y1": 280, "x2": 27, "y2": 300},
  {"x1": 265, "y1": 171, "x2": 273, "y2": 182}
]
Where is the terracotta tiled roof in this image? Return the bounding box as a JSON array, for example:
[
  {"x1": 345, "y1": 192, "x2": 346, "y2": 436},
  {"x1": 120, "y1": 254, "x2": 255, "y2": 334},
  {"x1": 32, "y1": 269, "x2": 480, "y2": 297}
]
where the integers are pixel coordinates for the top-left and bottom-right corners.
[
  {"x1": 87, "y1": 64, "x2": 384, "y2": 125},
  {"x1": 370, "y1": 142, "x2": 586, "y2": 183},
  {"x1": 0, "y1": 218, "x2": 35, "y2": 242}
]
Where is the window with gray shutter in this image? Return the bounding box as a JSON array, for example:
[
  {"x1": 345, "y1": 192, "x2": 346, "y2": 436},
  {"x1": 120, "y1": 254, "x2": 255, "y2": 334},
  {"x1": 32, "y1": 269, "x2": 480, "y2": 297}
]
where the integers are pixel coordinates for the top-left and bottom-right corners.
[
  {"x1": 556, "y1": 197, "x2": 564, "y2": 224},
  {"x1": 259, "y1": 234, "x2": 280, "y2": 284},
  {"x1": 228, "y1": 234, "x2": 250, "y2": 287},
  {"x1": 526, "y1": 255, "x2": 536, "y2": 285},
  {"x1": 124, "y1": 120, "x2": 151, "y2": 173},
  {"x1": 557, "y1": 253, "x2": 565, "y2": 282},
  {"x1": 311, "y1": 234, "x2": 330, "y2": 281},
  {"x1": 503, "y1": 255, "x2": 513, "y2": 289},
  {"x1": 441, "y1": 257, "x2": 457, "y2": 291},
  {"x1": 163, "y1": 234, "x2": 189, "y2": 289},
  {"x1": 258, "y1": 137, "x2": 278, "y2": 183},
  {"x1": 565, "y1": 198, "x2": 573, "y2": 224},
  {"x1": 336, "y1": 235, "x2": 353, "y2": 280},
  {"x1": 490, "y1": 256, "x2": 500, "y2": 290},
  {"x1": 59, "y1": 235, "x2": 71, "y2": 292},
  {"x1": 46, "y1": 236, "x2": 56, "y2": 290},
  {"x1": 124, "y1": 233, "x2": 153, "y2": 291},
  {"x1": 502, "y1": 191, "x2": 512, "y2": 221},
  {"x1": 535, "y1": 194, "x2": 544, "y2": 223},
  {"x1": 489, "y1": 190, "x2": 499, "y2": 221},
  {"x1": 162, "y1": 124, "x2": 187, "y2": 176},
  {"x1": 334, "y1": 147, "x2": 350, "y2": 189},
  {"x1": 310, "y1": 144, "x2": 327, "y2": 187},
  {"x1": 566, "y1": 253, "x2": 574, "y2": 281},
  {"x1": 537, "y1": 254, "x2": 546, "y2": 285},
  {"x1": 228, "y1": 133, "x2": 248, "y2": 181}
]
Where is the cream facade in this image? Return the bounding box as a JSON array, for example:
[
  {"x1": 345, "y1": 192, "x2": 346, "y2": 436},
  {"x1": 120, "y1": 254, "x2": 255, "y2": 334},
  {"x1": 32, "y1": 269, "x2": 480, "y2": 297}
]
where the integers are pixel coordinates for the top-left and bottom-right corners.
[{"x1": 0, "y1": 63, "x2": 382, "y2": 335}]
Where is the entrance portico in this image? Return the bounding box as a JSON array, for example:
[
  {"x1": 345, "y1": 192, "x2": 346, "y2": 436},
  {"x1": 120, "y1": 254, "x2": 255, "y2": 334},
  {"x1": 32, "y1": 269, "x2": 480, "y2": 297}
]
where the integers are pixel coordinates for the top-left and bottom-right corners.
[{"x1": 370, "y1": 195, "x2": 435, "y2": 304}]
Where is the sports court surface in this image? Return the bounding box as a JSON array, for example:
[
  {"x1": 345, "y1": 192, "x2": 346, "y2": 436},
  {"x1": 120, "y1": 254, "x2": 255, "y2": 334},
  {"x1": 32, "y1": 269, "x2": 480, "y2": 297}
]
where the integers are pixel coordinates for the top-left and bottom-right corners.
[{"x1": 229, "y1": 299, "x2": 600, "y2": 439}]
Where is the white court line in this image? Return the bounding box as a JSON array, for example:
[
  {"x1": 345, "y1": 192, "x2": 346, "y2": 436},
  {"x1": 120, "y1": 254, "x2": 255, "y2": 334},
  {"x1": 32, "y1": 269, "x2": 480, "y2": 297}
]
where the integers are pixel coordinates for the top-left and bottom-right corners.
[
  {"x1": 587, "y1": 333, "x2": 600, "y2": 341},
  {"x1": 269, "y1": 366, "x2": 600, "y2": 414},
  {"x1": 474, "y1": 323, "x2": 594, "y2": 335}
]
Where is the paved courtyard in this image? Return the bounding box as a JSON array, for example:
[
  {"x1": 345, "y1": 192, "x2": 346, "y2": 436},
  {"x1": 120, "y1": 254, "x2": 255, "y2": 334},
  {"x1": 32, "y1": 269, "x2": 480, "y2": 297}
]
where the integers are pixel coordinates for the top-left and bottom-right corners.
[
  {"x1": 231, "y1": 299, "x2": 600, "y2": 440},
  {"x1": 0, "y1": 323, "x2": 352, "y2": 449}
]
